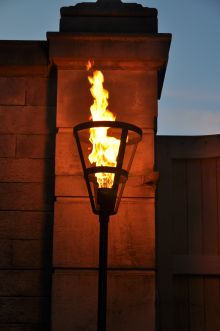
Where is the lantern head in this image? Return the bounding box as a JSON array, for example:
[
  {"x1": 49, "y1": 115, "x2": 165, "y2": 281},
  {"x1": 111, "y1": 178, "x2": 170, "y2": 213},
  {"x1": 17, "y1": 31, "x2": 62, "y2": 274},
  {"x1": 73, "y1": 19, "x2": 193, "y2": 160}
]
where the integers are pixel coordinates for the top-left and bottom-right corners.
[{"x1": 74, "y1": 120, "x2": 142, "y2": 215}]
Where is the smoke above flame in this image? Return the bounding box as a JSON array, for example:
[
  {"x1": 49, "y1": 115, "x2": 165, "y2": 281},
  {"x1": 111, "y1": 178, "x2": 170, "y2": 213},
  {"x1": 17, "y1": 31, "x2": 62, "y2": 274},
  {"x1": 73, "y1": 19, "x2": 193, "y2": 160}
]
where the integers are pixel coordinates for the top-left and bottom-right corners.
[{"x1": 87, "y1": 60, "x2": 120, "y2": 188}]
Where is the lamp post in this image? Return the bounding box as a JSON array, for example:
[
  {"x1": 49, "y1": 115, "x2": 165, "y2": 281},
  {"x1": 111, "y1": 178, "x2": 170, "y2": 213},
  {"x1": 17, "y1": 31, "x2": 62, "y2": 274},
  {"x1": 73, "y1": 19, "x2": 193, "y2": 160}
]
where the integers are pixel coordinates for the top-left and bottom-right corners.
[{"x1": 74, "y1": 120, "x2": 142, "y2": 331}]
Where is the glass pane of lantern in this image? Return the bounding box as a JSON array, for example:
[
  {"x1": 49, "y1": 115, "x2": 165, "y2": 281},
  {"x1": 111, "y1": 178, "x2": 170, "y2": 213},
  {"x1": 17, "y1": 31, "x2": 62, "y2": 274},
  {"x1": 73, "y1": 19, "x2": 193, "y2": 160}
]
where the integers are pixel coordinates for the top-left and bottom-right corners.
[
  {"x1": 121, "y1": 128, "x2": 142, "y2": 172},
  {"x1": 76, "y1": 127, "x2": 92, "y2": 169},
  {"x1": 77, "y1": 124, "x2": 124, "y2": 171},
  {"x1": 114, "y1": 175, "x2": 127, "y2": 213},
  {"x1": 88, "y1": 171, "x2": 127, "y2": 215}
]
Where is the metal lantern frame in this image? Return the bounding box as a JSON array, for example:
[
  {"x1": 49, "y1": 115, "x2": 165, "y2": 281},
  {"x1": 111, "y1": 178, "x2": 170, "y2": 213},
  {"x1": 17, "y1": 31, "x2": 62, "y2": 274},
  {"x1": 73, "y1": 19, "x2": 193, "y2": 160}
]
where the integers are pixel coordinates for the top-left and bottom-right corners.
[
  {"x1": 74, "y1": 120, "x2": 142, "y2": 215},
  {"x1": 73, "y1": 120, "x2": 142, "y2": 331}
]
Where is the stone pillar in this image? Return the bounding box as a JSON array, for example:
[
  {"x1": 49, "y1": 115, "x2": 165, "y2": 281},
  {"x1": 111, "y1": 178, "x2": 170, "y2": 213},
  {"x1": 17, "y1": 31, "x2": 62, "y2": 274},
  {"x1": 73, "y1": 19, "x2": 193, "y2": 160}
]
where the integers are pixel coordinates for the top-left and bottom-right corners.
[{"x1": 48, "y1": 2, "x2": 171, "y2": 330}]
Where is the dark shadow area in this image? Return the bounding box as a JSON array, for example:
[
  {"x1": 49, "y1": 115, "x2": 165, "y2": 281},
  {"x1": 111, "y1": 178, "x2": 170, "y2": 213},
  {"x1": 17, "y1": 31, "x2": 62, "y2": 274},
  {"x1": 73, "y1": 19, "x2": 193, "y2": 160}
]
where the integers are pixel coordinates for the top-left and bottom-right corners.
[{"x1": 42, "y1": 64, "x2": 57, "y2": 331}]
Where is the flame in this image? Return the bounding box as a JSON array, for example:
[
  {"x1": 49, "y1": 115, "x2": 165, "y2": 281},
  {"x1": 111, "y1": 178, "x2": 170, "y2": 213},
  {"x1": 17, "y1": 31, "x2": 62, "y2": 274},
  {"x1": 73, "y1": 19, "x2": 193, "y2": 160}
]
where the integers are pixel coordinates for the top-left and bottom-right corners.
[
  {"x1": 86, "y1": 59, "x2": 94, "y2": 71},
  {"x1": 87, "y1": 64, "x2": 120, "y2": 188}
]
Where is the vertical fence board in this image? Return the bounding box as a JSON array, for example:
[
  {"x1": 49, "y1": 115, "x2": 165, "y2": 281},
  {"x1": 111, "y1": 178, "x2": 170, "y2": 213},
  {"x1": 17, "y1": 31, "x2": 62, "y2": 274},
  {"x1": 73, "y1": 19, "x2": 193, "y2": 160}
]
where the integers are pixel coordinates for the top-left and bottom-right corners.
[
  {"x1": 204, "y1": 277, "x2": 220, "y2": 331},
  {"x1": 187, "y1": 160, "x2": 203, "y2": 255},
  {"x1": 157, "y1": 139, "x2": 174, "y2": 331},
  {"x1": 172, "y1": 160, "x2": 188, "y2": 255},
  {"x1": 174, "y1": 276, "x2": 189, "y2": 331},
  {"x1": 202, "y1": 159, "x2": 218, "y2": 255},
  {"x1": 217, "y1": 159, "x2": 220, "y2": 254},
  {"x1": 189, "y1": 277, "x2": 205, "y2": 331}
]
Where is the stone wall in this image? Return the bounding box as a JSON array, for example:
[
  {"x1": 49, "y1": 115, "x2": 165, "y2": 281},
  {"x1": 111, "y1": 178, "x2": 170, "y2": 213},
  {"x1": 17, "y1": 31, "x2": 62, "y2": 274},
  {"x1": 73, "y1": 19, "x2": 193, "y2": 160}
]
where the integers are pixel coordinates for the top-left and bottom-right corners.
[{"x1": 0, "y1": 41, "x2": 56, "y2": 331}]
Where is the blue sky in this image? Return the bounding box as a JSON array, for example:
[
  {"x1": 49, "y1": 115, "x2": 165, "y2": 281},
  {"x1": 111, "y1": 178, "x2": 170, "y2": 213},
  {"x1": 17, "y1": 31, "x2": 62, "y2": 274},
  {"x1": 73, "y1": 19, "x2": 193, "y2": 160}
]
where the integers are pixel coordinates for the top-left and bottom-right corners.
[{"x1": 0, "y1": 0, "x2": 219, "y2": 135}]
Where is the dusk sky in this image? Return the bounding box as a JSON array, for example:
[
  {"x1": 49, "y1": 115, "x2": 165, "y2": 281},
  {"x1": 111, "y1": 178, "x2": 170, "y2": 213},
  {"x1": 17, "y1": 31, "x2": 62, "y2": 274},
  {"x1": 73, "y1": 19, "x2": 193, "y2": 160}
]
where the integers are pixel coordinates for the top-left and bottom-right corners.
[{"x1": 0, "y1": 0, "x2": 219, "y2": 135}]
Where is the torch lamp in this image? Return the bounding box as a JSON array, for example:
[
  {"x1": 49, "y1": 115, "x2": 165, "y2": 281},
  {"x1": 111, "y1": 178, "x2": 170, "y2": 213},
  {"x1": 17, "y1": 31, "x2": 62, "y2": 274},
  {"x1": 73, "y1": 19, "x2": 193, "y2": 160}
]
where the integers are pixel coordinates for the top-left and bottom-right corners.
[{"x1": 74, "y1": 120, "x2": 142, "y2": 331}]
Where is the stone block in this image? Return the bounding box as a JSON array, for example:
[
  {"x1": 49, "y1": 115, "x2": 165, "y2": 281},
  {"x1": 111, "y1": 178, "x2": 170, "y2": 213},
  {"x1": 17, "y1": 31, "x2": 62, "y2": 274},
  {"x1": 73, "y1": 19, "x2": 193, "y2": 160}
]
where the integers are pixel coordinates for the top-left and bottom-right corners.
[
  {"x1": 26, "y1": 77, "x2": 57, "y2": 106},
  {"x1": 55, "y1": 132, "x2": 81, "y2": 176},
  {"x1": 53, "y1": 198, "x2": 99, "y2": 268},
  {"x1": 56, "y1": 69, "x2": 157, "y2": 129},
  {"x1": 109, "y1": 198, "x2": 155, "y2": 268},
  {"x1": 0, "y1": 238, "x2": 51, "y2": 268},
  {"x1": 0, "y1": 240, "x2": 12, "y2": 267},
  {"x1": 0, "y1": 183, "x2": 53, "y2": 211},
  {"x1": 0, "y1": 211, "x2": 53, "y2": 240},
  {"x1": 12, "y1": 239, "x2": 50, "y2": 268},
  {"x1": 0, "y1": 40, "x2": 48, "y2": 67},
  {"x1": 0, "y1": 106, "x2": 56, "y2": 134},
  {"x1": 55, "y1": 131, "x2": 154, "y2": 176},
  {"x1": 0, "y1": 270, "x2": 50, "y2": 296},
  {"x1": 53, "y1": 198, "x2": 155, "y2": 268},
  {"x1": 0, "y1": 297, "x2": 49, "y2": 324},
  {"x1": 52, "y1": 270, "x2": 155, "y2": 331},
  {"x1": 131, "y1": 131, "x2": 154, "y2": 174},
  {"x1": 123, "y1": 174, "x2": 156, "y2": 197},
  {"x1": 0, "y1": 134, "x2": 16, "y2": 157},
  {"x1": 16, "y1": 134, "x2": 55, "y2": 158},
  {"x1": 55, "y1": 175, "x2": 87, "y2": 196},
  {"x1": 0, "y1": 78, "x2": 25, "y2": 105},
  {"x1": 0, "y1": 158, "x2": 53, "y2": 183}
]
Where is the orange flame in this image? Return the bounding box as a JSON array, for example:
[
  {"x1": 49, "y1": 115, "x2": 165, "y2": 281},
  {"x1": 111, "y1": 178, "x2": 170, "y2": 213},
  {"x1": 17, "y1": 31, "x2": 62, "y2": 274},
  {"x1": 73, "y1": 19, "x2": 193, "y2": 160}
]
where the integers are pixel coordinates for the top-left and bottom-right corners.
[
  {"x1": 86, "y1": 59, "x2": 94, "y2": 71},
  {"x1": 87, "y1": 63, "x2": 120, "y2": 188}
]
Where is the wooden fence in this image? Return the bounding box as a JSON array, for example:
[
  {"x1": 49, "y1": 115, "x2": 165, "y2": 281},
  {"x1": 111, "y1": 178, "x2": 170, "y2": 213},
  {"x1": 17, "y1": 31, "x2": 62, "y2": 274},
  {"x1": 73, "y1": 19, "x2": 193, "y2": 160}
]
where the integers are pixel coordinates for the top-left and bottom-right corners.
[{"x1": 157, "y1": 135, "x2": 220, "y2": 331}]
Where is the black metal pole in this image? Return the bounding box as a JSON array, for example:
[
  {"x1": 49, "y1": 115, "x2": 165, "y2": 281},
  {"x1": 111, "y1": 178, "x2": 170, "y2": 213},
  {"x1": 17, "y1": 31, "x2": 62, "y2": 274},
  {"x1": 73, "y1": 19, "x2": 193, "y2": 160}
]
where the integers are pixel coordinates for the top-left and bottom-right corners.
[{"x1": 97, "y1": 212, "x2": 109, "y2": 331}]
